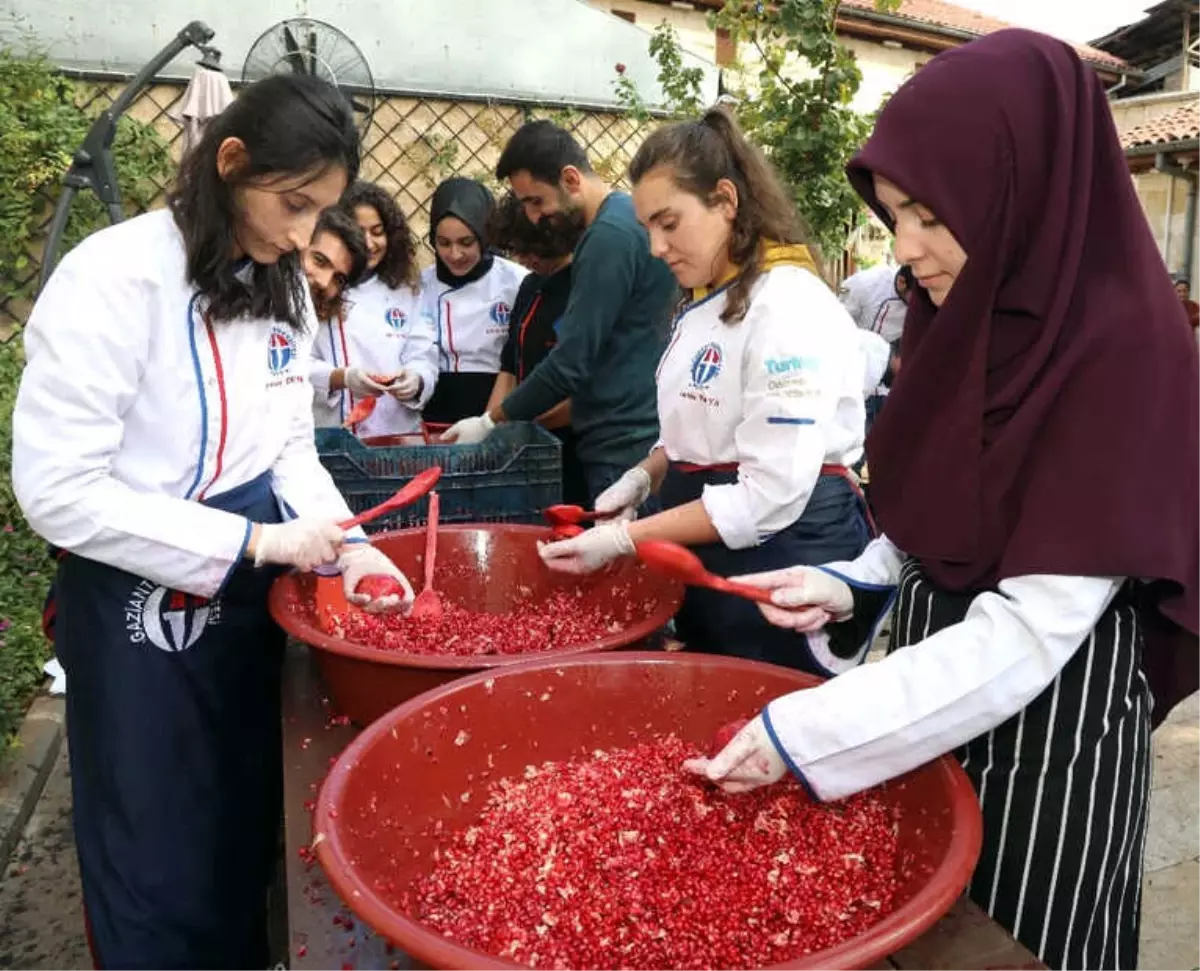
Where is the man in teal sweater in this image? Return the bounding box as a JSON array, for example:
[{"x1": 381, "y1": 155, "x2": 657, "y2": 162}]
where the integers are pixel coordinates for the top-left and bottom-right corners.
[{"x1": 440, "y1": 121, "x2": 678, "y2": 503}]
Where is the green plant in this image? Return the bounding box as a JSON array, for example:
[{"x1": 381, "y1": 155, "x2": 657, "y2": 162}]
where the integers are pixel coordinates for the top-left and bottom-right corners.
[
  {"x1": 614, "y1": 1, "x2": 900, "y2": 261},
  {"x1": 0, "y1": 338, "x2": 53, "y2": 742},
  {"x1": 0, "y1": 42, "x2": 173, "y2": 307}
]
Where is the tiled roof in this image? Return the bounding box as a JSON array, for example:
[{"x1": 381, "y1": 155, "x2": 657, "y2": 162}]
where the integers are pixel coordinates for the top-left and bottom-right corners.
[
  {"x1": 1120, "y1": 100, "x2": 1200, "y2": 150},
  {"x1": 837, "y1": 0, "x2": 1128, "y2": 69}
]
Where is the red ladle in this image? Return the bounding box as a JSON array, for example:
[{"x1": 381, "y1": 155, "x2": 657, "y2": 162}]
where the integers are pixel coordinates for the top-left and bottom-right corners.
[
  {"x1": 635, "y1": 539, "x2": 776, "y2": 605},
  {"x1": 410, "y1": 491, "x2": 443, "y2": 621},
  {"x1": 339, "y1": 466, "x2": 442, "y2": 531},
  {"x1": 543, "y1": 503, "x2": 620, "y2": 527}
]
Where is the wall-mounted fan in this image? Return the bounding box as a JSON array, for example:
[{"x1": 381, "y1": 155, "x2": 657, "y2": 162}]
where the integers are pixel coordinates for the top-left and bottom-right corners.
[{"x1": 242, "y1": 19, "x2": 377, "y2": 136}]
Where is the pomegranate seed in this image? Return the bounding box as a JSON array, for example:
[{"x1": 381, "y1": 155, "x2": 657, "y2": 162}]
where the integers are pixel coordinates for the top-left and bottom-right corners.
[
  {"x1": 296, "y1": 945, "x2": 307, "y2": 958},
  {"x1": 396, "y1": 735, "x2": 899, "y2": 969},
  {"x1": 288, "y1": 585, "x2": 634, "y2": 657}
]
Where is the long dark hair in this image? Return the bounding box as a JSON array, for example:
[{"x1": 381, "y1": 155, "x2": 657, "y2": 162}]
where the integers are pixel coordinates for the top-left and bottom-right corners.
[
  {"x1": 629, "y1": 106, "x2": 819, "y2": 323},
  {"x1": 167, "y1": 74, "x2": 360, "y2": 329},
  {"x1": 343, "y1": 181, "x2": 418, "y2": 291}
]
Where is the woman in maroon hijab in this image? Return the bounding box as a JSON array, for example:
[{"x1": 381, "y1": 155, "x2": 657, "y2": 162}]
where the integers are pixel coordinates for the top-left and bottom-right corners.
[{"x1": 682, "y1": 29, "x2": 1198, "y2": 970}]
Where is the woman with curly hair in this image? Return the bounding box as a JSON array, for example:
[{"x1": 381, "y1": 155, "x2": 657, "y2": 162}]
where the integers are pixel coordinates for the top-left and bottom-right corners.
[
  {"x1": 486, "y1": 191, "x2": 588, "y2": 504},
  {"x1": 310, "y1": 180, "x2": 438, "y2": 437}
]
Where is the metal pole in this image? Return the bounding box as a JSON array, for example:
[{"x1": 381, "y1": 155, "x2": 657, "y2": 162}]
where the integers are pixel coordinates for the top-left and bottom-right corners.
[{"x1": 1182, "y1": 5, "x2": 1191, "y2": 92}]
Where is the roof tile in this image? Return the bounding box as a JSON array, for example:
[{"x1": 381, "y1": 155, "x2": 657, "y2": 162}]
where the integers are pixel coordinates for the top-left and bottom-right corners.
[
  {"x1": 1120, "y1": 100, "x2": 1200, "y2": 149},
  {"x1": 837, "y1": 0, "x2": 1127, "y2": 69}
]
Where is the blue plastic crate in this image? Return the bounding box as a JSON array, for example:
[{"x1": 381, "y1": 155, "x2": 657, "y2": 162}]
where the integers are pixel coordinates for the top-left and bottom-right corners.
[{"x1": 315, "y1": 422, "x2": 562, "y2": 532}]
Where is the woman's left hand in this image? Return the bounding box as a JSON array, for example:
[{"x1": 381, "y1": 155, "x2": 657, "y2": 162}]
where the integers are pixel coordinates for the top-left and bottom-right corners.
[
  {"x1": 538, "y1": 522, "x2": 635, "y2": 575},
  {"x1": 338, "y1": 543, "x2": 415, "y2": 613}
]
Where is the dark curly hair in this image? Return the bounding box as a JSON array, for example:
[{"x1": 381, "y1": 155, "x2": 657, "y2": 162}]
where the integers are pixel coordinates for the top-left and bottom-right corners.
[
  {"x1": 167, "y1": 74, "x2": 359, "y2": 330},
  {"x1": 343, "y1": 181, "x2": 418, "y2": 291},
  {"x1": 489, "y1": 191, "x2": 581, "y2": 261},
  {"x1": 629, "y1": 105, "x2": 823, "y2": 324}
]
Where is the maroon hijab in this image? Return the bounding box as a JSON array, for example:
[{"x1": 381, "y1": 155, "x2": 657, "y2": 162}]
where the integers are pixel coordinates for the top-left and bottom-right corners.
[{"x1": 848, "y1": 29, "x2": 1198, "y2": 727}]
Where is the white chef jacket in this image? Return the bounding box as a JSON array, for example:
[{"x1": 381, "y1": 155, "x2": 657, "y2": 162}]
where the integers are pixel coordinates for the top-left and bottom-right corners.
[
  {"x1": 765, "y1": 534, "x2": 1123, "y2": 801},
  {"x1": 310, "y1": 276, "x2": 438, "y2": 436},
  {"x1": 11, "y1": 209, "x2": 361, "y2": 601},
  {"x1": 656, "y1": 260, "x2": 865, "y2": 550},
  {"x1": 839, "y1": 264, "x2": 907, "y2": 343},
  {"x1": 417, "y1": 258, "x2": 527, "y2": 374},
  {"x1": 858, "y1": 330, "x2": 892, "y2": 397}
]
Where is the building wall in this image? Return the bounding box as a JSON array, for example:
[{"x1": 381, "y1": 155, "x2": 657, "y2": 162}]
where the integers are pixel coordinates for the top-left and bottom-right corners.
[
  {"x1": 839, "y1": 36, "x2": 927, "y2": 113},
  {"x1": 1109, "y1": 92, "x2": 1199, "y2": 285},
  {"x1": 584, "y1": 0, "x2": 717, "y2": 63},
  {"x1": 585, "y1": 1, "x2": 927, "y2": 115},
  {"x1": 2, "y1": 0, "x2": 717, "y2": 109}
]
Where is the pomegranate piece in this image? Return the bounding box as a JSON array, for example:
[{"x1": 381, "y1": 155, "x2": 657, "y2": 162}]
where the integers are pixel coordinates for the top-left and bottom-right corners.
[
  {"x1": 368, "y1": 373, "x2": 394, "y2": 386},
  {"x1": 708, "y1": 717, "x2": 751, "y2": 757},
  {"x1": 398, "y1": 735, "x2": 900, "y2": 970},
  {"x1": 353, "y1": 574, "x2": 407, "y2": 600},
  {"x1": 550, "y1": 523, "x2": 585, "y2": 540}
]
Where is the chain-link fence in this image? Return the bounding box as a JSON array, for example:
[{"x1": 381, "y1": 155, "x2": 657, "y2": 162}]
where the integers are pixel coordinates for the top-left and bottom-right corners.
[{"x1": 0, "y1": 76, "x2": 655, "y2": 338}]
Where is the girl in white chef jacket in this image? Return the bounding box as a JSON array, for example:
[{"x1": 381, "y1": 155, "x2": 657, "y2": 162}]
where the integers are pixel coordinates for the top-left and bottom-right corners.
[
  {"x1": 419, "y1": 177, "x2": 528, "y2": 425},
  {"x1": 539, "y1": 108, "x2": 872, "y2": 674},
  {"x1": 310, "y1": 180, "x2": 438, "y2": 438},
  {"x1": 11, "y1": 76, "x2": 412, "y2": 970}
]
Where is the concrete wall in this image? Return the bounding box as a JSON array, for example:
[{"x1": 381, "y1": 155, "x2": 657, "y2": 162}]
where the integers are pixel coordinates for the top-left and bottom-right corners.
[{"x1": 2, "y1": 0, "x2": 717, "y2": 108}]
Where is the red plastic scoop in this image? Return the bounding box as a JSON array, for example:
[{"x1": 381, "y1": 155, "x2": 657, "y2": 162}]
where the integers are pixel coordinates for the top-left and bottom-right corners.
[
  {"x1": 635, "y1": 539, "x2": 776, "y2": 605},
  {"x1": 543, "y1": 504, "x2": 620, "y2": 527},
  {"x1": 343, "y1": 396, "x2": 377, "y2": 429},
  {"x1": 410, "y1": 491, "x2": 443, "y2": 621},
  {"x1": 339, "y1": 466, "x2": 442, "y2": 531}
]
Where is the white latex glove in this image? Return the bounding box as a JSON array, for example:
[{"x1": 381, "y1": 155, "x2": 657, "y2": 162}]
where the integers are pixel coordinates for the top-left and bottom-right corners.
[
  {"x1": 594, "y1": 467, "x2": 653, "y2": 522},
  {"x1": 253, "y1": 519, "x2": 344, "y2": 571},
  {"x1": 388, "y1": 368, "x2": 423, "y2": 402},
  {"x1": 731, "y1": 566, "x2": 853, "y2": 632},
  {"x1": 339, "y1": 543, "x2": 415, "y2": 614},
  {"x1": 682, "y1": 714, "x2": 788, "y2": 794},
  {"x1": 344, "y1": 367, "x2": 391, "y2": 397},
  {"x1": 537, "y1": 522, "x2": 635, "y2": 575},
  {"x1": 439, "y1": 413, "x2": 495, "y2": 444}
]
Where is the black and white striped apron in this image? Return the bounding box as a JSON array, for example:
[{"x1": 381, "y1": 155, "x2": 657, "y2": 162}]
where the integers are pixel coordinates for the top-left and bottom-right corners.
[{"x1": 890, "y1": 559, "x2": 1151, "y2": 971}]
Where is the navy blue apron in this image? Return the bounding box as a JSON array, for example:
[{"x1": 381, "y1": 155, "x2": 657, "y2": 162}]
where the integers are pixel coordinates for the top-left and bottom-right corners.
[
  {"x1": 660, "y1": 462, "x2": 871, "y2": 673},
  {"x1": 53, "y1": 471, "x2": 285, "y2": 970}
]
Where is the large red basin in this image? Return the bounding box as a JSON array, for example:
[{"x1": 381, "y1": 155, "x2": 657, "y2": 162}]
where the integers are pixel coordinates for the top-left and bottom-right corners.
[
  {"x1": 269, "y1": 525, "x2": 684, "y2": 724},
  {"x1": 314, "y1": 652, "x2": 983, "y2": 969}
]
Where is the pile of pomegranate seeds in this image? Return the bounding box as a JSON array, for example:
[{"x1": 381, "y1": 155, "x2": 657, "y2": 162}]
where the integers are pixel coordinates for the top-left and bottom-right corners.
[
  {"x1": 299, "y1": 590, "x2": 628, "y2": 657},
  {"x1": 400, "y1": 735, "x2": 899, "y2": 969}
]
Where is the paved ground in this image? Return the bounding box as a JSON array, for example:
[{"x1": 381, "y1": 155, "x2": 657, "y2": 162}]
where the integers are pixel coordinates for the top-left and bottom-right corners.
[{"x1": 0, "y1": 695, "x2": 1195, "y2": 969}]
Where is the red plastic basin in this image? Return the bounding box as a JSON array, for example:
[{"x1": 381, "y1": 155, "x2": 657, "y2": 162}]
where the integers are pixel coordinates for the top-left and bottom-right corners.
[
  {"x1": 269, "y1": 525, "x2": 684, "y2": 725},
  {"x1": 315, "y1": 652, "x2": 983, "y2": 970}
]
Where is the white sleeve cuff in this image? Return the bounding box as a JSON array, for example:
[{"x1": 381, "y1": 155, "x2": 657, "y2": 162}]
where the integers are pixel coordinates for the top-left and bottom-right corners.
[{"x1": 701, "y1": 481, "x2": 760, "y2": 550}]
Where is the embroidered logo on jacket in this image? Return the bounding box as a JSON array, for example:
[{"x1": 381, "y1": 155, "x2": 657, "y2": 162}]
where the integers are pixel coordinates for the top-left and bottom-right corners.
[
  {"x1": 385, "y1": 307, "x2": 407, "y2": 330},
  {"x1": 126, "y1": 581, "x2": 221, "y2": 652},
  {"x1": 267, "y1": 325, "x2": 296, "y2": 375},
  {"x1": 490, "y1": 301, "x2": 511, "y2": 325},
  {"x1": 690, "y1": 342, "x2": 723, "y2": 387}
]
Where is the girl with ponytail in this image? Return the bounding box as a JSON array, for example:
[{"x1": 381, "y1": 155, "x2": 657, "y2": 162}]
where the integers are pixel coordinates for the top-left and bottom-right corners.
[{"x1": 538, "y1": 106, "x2": 873, "y2": 675}]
